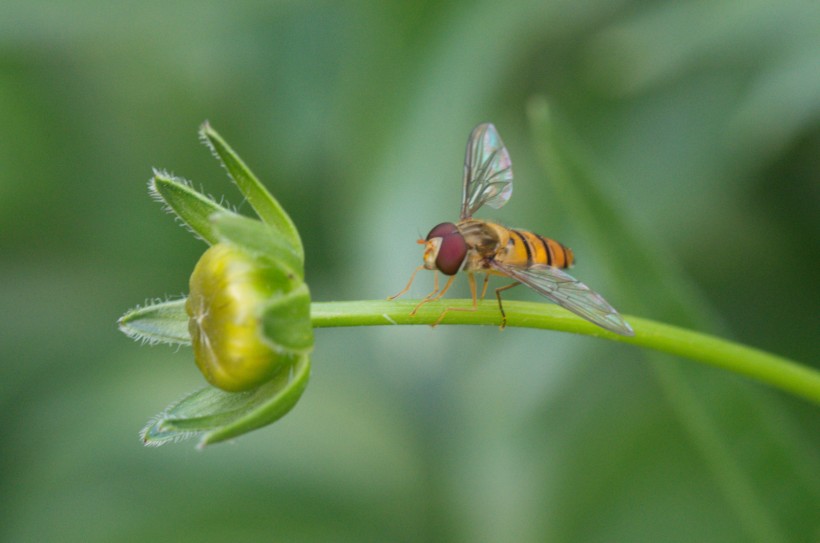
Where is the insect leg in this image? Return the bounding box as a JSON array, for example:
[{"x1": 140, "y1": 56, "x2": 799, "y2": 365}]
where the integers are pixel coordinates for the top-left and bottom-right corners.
[
  {"x1": 479, "y1": 273, "x2": 491, "y2": 300},
  {"x1": 411, "y1": 273, "x2": 456, "y2": 315},
  {"x1": 432, "y1": 273, "x2": 478, "y2": 327},
  {"x1": 429, "y1": 274, "x2": 456, "y2": 301},
  {"x1": 388, "y1": 265, "x2": 425, "y2": 300},
  {"x1": 494, "y1": 281, "x2": 521, "y2": 329},
  {"x1": 423, "y1": 271, "x2": 441, "y2": 301}
]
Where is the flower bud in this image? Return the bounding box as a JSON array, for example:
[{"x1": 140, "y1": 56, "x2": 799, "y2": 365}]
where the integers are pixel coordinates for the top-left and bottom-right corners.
[{"x1": 186, "y1": 243, "x2": 303, "y2": 391}]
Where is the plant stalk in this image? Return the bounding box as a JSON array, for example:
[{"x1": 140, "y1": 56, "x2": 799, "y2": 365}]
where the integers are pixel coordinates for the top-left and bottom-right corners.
[{"x1": 311, "y1": 300, "x2": 820, "y2": 406}]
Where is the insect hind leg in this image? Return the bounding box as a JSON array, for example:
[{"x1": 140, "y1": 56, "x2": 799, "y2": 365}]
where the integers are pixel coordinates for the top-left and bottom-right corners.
[{"x1": 494, "y1": 281, "x2": 521, "y2": 329}]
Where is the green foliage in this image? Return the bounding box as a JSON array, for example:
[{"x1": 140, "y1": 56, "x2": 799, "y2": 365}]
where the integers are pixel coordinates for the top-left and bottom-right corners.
[{"x1": 2, "y1": 1, "x2": 818, "y2": 542}]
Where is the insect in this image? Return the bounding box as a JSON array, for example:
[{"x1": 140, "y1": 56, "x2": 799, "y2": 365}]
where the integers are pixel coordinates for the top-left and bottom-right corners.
[{"x1": 389, "y1": 122, "x2": 634, "y2": 336}]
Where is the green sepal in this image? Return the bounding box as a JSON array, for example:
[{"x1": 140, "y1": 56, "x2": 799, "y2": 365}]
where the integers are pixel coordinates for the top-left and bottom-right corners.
[
  {"x1": 262, "y1": 283, "x2": 314, "y2": 354},
  {"x1": 118, "y1": 298, "x2": 190, "y2": 345},
  {"x1": 149, "y1": 171, "x2": 234, "y2": 245},
  {"x1": 199, "y1": 122, "x2": 304, "y2": 261},
  {"x1": 210, "y1": 212, "x2": 303, "y2": 281},
  {"x1": 140, "y1": 354, "x2": 310, "y2": 447}
]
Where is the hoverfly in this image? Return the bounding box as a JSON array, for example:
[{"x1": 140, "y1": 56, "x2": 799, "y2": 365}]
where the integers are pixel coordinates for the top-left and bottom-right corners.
[{"x1": 389, "y1": 123, "x2": 634, "y2": 336}]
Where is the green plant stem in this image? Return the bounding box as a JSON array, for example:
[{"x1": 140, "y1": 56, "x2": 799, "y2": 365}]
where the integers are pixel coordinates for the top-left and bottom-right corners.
[{"x1": 311, "y1": 300, "x2": 820, "y2": 406}]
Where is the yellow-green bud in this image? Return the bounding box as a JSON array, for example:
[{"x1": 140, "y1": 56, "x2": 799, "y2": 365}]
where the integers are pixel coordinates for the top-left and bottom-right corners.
[{"x1": 186, "y1": 243, "x2": 296, "y2": 392}]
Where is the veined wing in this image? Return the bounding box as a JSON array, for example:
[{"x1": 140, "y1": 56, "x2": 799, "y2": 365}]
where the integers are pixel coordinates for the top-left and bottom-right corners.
[
  {"x1": 461, "y1": 123, "x2": 513, "y2": 220},
  {"x1": 491, "y1": 262, "x2": 634, "y2": 336}
]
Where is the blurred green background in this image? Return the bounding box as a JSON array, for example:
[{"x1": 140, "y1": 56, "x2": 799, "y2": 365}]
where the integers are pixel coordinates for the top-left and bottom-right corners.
[{"x1": 2, "y1": 1, "x2": 818, "y2": 542}]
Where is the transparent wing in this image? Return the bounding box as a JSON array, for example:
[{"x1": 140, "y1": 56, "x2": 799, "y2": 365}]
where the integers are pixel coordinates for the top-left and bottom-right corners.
[
  {"x1": 461, "y1": 123, "x2": 513, "y2": 220},
  {"x1": 491, "y1": 262, "x2": 634, "y2": 336}
]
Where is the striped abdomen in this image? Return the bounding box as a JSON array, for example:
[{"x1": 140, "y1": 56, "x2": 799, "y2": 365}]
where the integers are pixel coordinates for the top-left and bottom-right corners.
[
  {"x1": 501, "y1": 227, "x2": 574, "y2": 269},
  {"x1": 456, "y1": 219, "x2": 574, "y2": 272}
]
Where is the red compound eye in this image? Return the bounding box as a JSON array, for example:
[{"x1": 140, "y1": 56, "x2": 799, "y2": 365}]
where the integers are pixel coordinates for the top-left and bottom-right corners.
[{"x1": 425, "y1": 222, "x2": 467, "y2": 275}]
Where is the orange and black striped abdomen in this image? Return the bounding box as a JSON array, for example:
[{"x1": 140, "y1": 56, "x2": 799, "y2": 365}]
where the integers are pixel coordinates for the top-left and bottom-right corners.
[{"x1": 506, "y1": 229, "x2": 574, "y2": 269}]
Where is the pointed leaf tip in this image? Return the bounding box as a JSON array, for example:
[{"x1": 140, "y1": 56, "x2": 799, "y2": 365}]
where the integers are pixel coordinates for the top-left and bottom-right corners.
[
  {"x1": 118, "y1": 298, "x2": 191, "y2": 346},
  {"x1": 150, "y1": 171, "x2": 235, "y2": 245},
  {"x1": 197, "y1": 123, "x2": 304, "y2": 261}
]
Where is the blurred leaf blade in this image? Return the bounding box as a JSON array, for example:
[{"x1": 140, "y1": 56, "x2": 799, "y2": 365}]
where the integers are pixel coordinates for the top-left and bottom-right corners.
[
  {"x1": 527, "y1": 97, "x2": 802, "y2": 543},
  {"x1": 527, "y1": 96, "x2": 720, "y2": 329}
]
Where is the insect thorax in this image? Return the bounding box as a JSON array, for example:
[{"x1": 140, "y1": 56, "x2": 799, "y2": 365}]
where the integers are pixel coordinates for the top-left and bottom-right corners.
[{"x1": 457, "y1": 220, "x2": 509, "y2": 270}]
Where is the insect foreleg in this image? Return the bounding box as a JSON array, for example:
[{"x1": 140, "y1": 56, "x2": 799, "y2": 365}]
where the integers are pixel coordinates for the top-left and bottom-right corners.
[{"x1": 388, "y1": 265, "x2": 425, "y2": 300}]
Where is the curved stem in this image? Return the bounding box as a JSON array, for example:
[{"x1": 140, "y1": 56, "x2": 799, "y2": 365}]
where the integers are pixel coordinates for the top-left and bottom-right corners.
[{"x1": 311, "y1": 300, "x2": 820, "y2": 406}]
